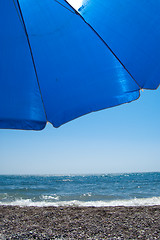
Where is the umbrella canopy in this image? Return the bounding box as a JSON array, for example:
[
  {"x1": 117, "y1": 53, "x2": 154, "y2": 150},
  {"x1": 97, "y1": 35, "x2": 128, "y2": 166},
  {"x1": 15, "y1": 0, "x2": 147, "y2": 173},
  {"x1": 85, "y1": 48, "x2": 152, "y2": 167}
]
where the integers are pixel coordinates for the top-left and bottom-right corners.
[{"x1": 0, "y1": 0, "x2": 160, "y2": 130}]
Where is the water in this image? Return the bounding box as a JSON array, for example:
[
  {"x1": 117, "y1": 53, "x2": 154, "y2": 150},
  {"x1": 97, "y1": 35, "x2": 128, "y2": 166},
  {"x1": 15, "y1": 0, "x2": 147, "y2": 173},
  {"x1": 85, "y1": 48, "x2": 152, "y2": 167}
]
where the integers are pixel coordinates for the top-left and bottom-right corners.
[{"x1": 0, "y1": 172, "x2": 160, "y2": 207}]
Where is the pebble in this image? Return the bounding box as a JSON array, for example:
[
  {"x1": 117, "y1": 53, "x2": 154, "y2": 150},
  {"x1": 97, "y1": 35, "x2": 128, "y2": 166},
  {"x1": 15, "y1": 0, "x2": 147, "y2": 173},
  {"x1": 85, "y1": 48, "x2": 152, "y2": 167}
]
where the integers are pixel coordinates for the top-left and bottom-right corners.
[{"x1": 0, "y1": 205, "x2": 160, "y2": 239}]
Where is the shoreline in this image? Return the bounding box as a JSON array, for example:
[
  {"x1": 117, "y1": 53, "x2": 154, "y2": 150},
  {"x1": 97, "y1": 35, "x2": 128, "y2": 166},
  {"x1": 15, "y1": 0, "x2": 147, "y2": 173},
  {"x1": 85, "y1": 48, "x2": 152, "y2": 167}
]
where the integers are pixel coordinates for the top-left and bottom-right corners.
[{"x1": 0, "y1": 205, "x2": 160, "y2": 239}]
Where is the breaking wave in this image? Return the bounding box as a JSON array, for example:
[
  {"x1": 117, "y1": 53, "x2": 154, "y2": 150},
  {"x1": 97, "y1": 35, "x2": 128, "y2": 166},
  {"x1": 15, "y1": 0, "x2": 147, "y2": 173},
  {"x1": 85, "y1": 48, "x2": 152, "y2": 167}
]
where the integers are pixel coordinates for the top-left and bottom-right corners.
[{"x1": 1, "y1": 196, "x2": 160, "y2": 207}]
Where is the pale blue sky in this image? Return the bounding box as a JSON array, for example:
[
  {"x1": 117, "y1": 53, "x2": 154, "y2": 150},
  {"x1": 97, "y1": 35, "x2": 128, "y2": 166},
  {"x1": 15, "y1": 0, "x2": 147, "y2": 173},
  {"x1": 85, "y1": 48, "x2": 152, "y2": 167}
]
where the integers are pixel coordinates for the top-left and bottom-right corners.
[{"x1": 0, "y1": 89, "x2": 160, "y2": 175}]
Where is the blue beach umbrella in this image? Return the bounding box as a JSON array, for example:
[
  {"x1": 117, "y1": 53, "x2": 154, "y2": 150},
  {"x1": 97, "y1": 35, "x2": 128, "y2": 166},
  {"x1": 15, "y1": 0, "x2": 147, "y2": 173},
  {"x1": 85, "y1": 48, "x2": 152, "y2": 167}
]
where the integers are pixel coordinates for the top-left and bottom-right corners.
[{"x1": 0, "y1": 0, "x2": 160, "y2": 130}]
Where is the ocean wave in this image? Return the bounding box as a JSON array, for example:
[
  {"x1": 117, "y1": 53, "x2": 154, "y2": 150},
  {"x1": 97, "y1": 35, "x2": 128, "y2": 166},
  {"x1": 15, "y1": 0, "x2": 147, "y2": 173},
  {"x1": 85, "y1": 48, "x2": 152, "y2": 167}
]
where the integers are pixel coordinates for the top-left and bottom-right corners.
[
  {"x1": 42, "y1": 194, "x2": 59, "y2": 200},
  {"x1": 0, "y1": 197, "x2": 160, "y2": 207},
  {"x1": 56, "y1": 179, "x2": 73, "y2": 182},
  {"x1": 81, "y1": 193, "x2": 92, "y2": 197},
  {"x1": 0, "y1": 193, "x2": 8, "y2": 200}
]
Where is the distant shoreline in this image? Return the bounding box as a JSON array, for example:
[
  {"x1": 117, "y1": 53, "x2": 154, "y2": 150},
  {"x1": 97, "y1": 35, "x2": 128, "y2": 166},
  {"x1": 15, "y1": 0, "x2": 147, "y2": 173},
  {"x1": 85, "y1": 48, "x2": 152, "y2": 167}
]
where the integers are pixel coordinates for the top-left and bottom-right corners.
[{"x1": 0, "y1": 205, "x2": 160, "y2": 239}]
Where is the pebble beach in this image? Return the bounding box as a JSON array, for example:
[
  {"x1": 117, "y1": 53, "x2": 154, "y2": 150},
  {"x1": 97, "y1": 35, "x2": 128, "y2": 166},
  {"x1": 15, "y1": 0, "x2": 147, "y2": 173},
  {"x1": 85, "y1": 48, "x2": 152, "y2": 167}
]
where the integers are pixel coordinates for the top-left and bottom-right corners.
[{"x1": 0, "y1": 205, "x2": 160, "y2": 239}]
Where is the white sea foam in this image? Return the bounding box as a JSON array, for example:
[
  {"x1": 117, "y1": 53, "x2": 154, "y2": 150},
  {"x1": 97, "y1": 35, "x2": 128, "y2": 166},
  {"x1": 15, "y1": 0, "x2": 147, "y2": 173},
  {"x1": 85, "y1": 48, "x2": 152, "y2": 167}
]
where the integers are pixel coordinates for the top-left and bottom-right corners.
[
  {"x1": 62, "y1": 179, "x2": 73, "y2": 182},
  {"x1": 42, "y1": 194, "x2": 59, "y2": 200},
  {"x1": 0, "y1": 197, "x2": 160, "y2": 207},
  {"x1": 0, "y1": 193, "x2": 8, "y2": 200},
  {"x1": 81, "y1": 193, "x2": 92, "y2": 197}
]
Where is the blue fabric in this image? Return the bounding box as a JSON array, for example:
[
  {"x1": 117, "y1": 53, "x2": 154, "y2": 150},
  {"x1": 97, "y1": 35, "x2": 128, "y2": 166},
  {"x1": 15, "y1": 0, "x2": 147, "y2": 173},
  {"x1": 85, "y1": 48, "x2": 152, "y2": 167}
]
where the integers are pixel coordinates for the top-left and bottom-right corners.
[
  {"x1": 0, "y1": 0, "x2": 46, "y2": 130},
  {"x1": 0, "y1": 0, "x2": 159, "y2": 130},
  {"x1": 77, "y1": 0, "x2": 160, "y2": 89}
]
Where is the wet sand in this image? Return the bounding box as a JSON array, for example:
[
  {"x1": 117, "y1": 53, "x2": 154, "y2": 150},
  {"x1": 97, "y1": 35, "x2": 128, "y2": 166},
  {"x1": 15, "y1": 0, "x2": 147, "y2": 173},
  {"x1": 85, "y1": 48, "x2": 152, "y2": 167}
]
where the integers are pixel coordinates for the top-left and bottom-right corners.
[{"x1": 0, "y1": 205, "x2": 160, "y2": 239}]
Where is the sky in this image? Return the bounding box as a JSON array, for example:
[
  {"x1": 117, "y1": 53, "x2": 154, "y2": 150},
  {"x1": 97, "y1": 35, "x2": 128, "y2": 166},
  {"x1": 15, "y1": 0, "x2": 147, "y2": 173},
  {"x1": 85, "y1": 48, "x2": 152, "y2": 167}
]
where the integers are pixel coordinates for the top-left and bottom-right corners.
[{"x1": 0, "y1": 88, "x2": 160, "y2": 175}]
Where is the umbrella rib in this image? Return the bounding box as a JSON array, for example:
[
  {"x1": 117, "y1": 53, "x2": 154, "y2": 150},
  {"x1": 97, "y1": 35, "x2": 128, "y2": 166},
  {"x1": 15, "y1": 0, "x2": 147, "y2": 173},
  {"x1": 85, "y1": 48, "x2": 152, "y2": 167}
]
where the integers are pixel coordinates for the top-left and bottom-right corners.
[
  {"x1": 14, "y1": 0, "x2": 48, "y2": 122},
  {"x1": 62, "y1": 0, "x2": 142, "y2": 90}
]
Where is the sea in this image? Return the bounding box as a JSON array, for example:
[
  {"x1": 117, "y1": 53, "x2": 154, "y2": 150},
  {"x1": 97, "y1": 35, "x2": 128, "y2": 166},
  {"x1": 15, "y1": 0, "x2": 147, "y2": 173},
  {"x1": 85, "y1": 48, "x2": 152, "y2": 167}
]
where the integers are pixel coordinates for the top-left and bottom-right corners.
[{"x1": 0, "y1": 172, "x2": 160, "y2": 207}]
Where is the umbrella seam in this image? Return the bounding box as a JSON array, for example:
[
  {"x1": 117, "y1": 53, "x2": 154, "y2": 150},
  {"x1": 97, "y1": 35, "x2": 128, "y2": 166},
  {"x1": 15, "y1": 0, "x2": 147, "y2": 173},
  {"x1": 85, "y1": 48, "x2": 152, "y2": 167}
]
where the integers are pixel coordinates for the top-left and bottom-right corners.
[
  {"x1": 63, "y1": 0, "x2": 142, "y2": 91},
  {"x1": 83, "y1": 21, "x2": 142, "y2": 90},
  {"x1": 54, "y1": 0, "x2": 75, "y2": 14},
  {"x1": 12, "y1": 0, "x2": 24, "y2": 27},
  {"x1": 14, "y1": 0, "x2": 48, "y2": 123}
]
